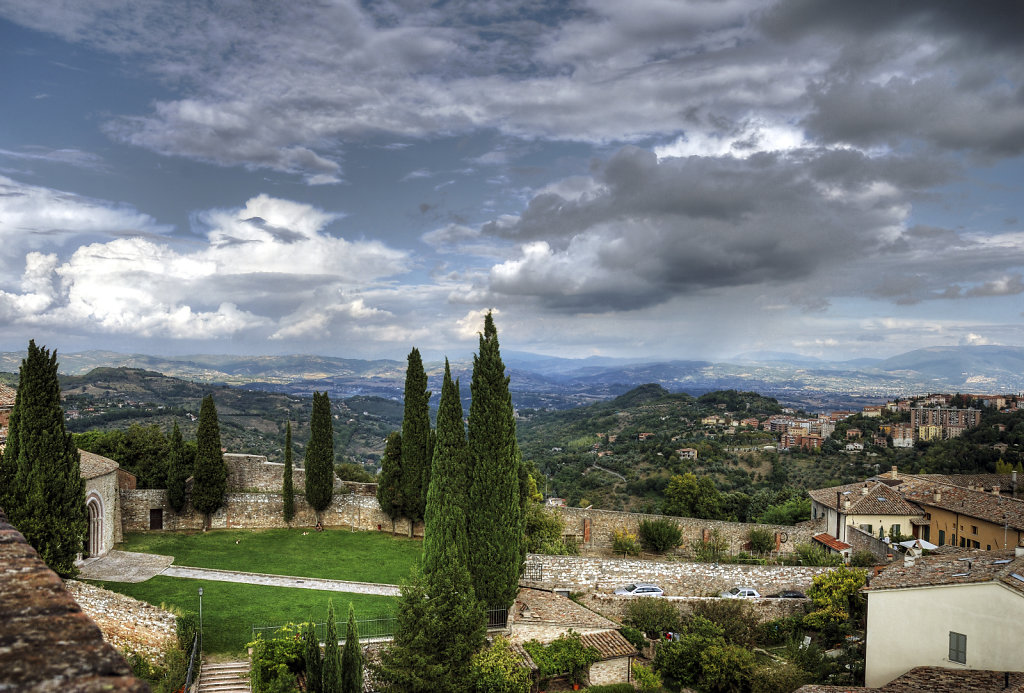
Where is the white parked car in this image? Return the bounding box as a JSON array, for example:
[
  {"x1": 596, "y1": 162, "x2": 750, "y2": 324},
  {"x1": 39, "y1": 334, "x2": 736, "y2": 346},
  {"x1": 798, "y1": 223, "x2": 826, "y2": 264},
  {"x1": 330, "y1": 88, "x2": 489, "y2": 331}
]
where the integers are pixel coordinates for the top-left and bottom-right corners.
[
  {"x1": 614, "y1": 583, "x2": 664, "y2": 597},
  {"x1": 720, "y1": 586, "x2": 760, "y2": 599}
]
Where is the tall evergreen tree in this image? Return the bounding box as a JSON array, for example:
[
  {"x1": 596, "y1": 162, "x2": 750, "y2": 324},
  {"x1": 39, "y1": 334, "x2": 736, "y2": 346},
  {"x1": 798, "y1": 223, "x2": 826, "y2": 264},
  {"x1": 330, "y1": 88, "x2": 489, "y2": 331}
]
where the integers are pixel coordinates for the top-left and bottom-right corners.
[
  {"x1": 0, "y1": 341, "x2": 86, "y2": 577},
  {"x1": 323, "y1": 599, "x2": 342, "y2": 693},
  {"x1": 467, "y1": 312, "x2": 525, "y2": 608},
  {"x1": 376, "y1": 431, "x2": 403, "y2": 532},
  {"x1": 192, "y1": 394, "x2": 227, "y2": 530},
  {"x1": 303, "y1": 619, "x2": 323, "y2": 693},
  {"x1": 283, "y1": 421, "x2": 295, "y2": 523},
  {"x1": 400, "y1": 348, "x2": 432, "y2": 526},
  {"x1": 166, "y1": 421, "x2": 188, "y2": 512},
  {"x1": 341, "y1": 603, "x2": 363, "y2": 693},
  {"x1": 423, "y1": 360, "x2": 469, "y2": 575},
  {"x1": 372, "y1": 568, "x2": 439, "y2": 693},
  {"x1": 305, "y1": 392, "x2": 335, "y2": 522}
]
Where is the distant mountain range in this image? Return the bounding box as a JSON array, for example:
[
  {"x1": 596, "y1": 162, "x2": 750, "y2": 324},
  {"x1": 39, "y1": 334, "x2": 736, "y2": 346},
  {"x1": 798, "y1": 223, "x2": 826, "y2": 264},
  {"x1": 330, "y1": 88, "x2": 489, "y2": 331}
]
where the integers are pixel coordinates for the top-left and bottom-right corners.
[{"x1": 2, "y1": 345, "x2": 1022, "y2": 412}]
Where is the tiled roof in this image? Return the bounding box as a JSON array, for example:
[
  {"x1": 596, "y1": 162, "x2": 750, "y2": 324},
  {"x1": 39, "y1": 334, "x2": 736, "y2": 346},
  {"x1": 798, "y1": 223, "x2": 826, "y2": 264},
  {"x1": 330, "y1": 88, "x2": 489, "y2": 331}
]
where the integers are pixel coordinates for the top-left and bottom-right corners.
[
  {"x1": 813, "y1": 533, "x2": 851, "y2": 552},
  {"x1": 513, "y1": 588, "x2": 618, "y2": 632},
  {"x1": 79, "y1": 450, "x2": 120, "y2": 480},
  {"x1": 808, "y1": 481, "x2": 924, "y2": 517},
  {"x1": 896, "y1": 476, "x2": 1024, "y2": 532},
  {"x1": 578, "y1": 630, "x2": 638, "y2": 660},
  {"x1": 507, "y1": 641, "x2": 538, "y2": 672},
  {"x1": 915, "y1": 473, "x2": 1016, "y2": 493},
  {"x1": 796, "y1": 666, "x2": 1024, "y2": 692},
  {"x1": 0, "y1": 384, "x2": 15, "y2": 407},
  {"x1": 865, "y1": 548, "x2": 1024, "y2": 596},
  {"x1": 0, "y1": 510, "x2": 148, "y2": 692}
]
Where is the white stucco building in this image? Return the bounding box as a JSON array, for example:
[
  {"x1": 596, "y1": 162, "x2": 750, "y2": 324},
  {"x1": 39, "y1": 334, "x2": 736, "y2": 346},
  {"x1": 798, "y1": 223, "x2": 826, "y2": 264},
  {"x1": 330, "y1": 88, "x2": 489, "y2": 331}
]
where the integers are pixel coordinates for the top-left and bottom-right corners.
[{"x1": 863, "y1": 547, "x2": 1024, "y2": 687}]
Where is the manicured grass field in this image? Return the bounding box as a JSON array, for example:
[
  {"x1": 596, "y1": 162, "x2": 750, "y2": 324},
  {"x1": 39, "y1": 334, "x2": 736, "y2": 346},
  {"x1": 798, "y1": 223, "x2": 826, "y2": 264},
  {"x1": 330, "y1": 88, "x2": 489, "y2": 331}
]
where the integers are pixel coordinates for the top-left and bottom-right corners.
[
  {"x1": 119, "y1": 527, "x2": 423, "y2": 584},
  {"x1": 88, "y1": 576, "x2": 398, "y2": 655}
]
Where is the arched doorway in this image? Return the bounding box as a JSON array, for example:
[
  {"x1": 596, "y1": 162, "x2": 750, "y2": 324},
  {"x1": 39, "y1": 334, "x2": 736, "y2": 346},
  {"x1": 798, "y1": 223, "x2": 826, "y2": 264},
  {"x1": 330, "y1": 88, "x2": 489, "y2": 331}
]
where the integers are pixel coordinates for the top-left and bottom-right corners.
[{"x1": 86, "y1": 497, "x2": 103, "y2": 557}]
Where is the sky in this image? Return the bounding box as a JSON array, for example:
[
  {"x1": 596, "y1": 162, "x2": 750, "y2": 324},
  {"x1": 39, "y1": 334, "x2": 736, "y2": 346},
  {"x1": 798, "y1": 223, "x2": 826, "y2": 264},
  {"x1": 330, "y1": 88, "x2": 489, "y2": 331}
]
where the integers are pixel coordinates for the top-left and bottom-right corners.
[{"x1": 1, "y1": 0, "x2": 1023, "y2": 363}]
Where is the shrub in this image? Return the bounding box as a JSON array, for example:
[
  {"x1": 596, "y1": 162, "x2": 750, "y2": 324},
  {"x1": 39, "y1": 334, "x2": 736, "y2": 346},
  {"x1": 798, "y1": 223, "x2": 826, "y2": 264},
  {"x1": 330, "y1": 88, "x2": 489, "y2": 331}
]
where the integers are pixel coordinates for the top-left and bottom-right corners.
[
  {"x1": 849, "y1": 550, "x2": 877, "y2": 567},
  {"x1": 691, "y1": 529, "x2": 728, "y2": 562},
  {"x1": 619, "y1": 625, "x2": 647, "y2": 653},
  {"x1": 751, "y1": 661, "x2": 811, "y2": 693},
  {"x1": 611, "y1": 528, "x2": 641, "y2": 556},
  {"x1": 757, "y1": 615, "x2": 805, "y2": 646},
  {"x1": 175, "y1": 611, "x2": 198, "y2": 651},
  {"x1": 525, "y1": 504, "x2": 578, "y2": 555},
  {"x1": 631, "y1": 663, "x2": 662, "y2": 692},
  {"x1": 624, "y1": 597, "x2": 680, "y2": 638},
  {"x1": 523, "y1": 630, "x2": 601, "y2": 686},
  {"x1": 688, "y1": 599, "x2": 760, "y2": 647},
  {"x1": 638, "y1": 517, "x2": 683, "y2": 553},
  {"x1": 471, "y1": 636, "x2": 532, "y2": 693},
  {"x1": 248, "y1": 623, "x2": 307, "y2": 693},
  {"x1": 586, "y1": 684, "x2": 637, "y2": 693},
  {"x1": 794, "y1": 542, "x2": 842, "y2": 567},
  {"x1": 747, "y1": 528, "x2": 775, "y2": 553}
]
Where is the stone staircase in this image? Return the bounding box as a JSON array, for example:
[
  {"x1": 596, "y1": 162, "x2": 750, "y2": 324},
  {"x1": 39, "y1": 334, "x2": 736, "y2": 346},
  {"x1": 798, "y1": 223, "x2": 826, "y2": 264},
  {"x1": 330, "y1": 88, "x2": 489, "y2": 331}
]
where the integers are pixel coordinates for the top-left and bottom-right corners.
[{"x1": 197, "y1": 660, "x2": 250, "y2": 693}]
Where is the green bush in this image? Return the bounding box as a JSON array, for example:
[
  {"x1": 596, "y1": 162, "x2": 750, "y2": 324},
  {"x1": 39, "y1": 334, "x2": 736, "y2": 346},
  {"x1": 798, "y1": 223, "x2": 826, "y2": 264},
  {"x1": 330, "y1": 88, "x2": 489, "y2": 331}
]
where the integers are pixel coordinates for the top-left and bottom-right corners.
[
  {"x1": 631, "y1": 662, "x2": 662, "y2": 692},
  {"x1": 691, "y1": 529, "x2": 728, "y2": 562},
  {"x1": 638, "y1": 517, "x2": 683, "y2": 553},
  {"x1": 247, "y1": 623, "x2": 307, "y2": 693},
  {"x1": 619, "y1": 625, "x2": 647, "y2": 653},
  {"x1": 471, "y1": 635, "x2": 532, "y2": 693},
  {"x1": 687, "y1": 599, "x2": 760, "y2": 647},
  {"x1": 611, "y1": 528, "x2": 641, "y2": 556},
  {"x1": 525, "y1": 504, "x2": 579, "y2": 555},
  {"x1": 747, "y1": 528, "x2": 775, "y2": 553},
  {"x1": 585, "y1": 684, "x2": 636, "y2": 693},
  {"x1": 757, "y1": 615, "x2": 805, "y2": 646},
  {"x1": 524, "y1": 630, "x2": 601, "y2": 686},
  {"x1": 794, "y1": 542, "x2": 843, "y2": 567},
  {"x1": 624, "y1": 597, "x2": 680, "y2": 638},
  {"x1": 849, "y1": 550, "x2": 877, "y2": 567},
  {"x1": 751, "y1": 661, "x2": 810, "y2": 693},
  {"x1": 175, "y1": 611, "x2": 198, "y2": 651}
]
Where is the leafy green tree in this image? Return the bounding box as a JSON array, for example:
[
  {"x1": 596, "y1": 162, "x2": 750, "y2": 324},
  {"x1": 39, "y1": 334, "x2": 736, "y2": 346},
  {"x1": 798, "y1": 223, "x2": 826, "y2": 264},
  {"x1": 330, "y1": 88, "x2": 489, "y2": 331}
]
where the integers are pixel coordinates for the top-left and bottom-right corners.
[
  {"x1": 116, "y1": 423, "x2": 171, "y2": 489},
  {"x1": 283, "y1": 421, "x2": 295, "y2": 523},
  {"x1": 747, "y1": 528, "x2": 775, "y2": 554},
  {"x1": 467, "y1": 312, "x2": 525, "y2": 608},
  {"x1": 0, "y1": 341, "x2": 86, "y2": 576},
  {"x1": 807, "y1": 566, "x2": 868, "y2": 622},
  {"x1": 305, "y1": 392, "x2": 335, "y2": 522},
  {"x1": 323, "y1": 600, "x2": 342, "y2": 693},
  {"x1": 423, "y1": 360, "x2": 469, "y2": 573},
  {"x1": 638, "y1": 517, "x2": 683, "y2": 553},
  {"x1": 303, "y1": 620, "x2": 323, "y2": 693},
  {"x1": 663, "y1": 472, "x2": 698, "y2": 517},
  {"x1": 166, "y1": 421, "x2": 188, "y2": 513},
  {"x1": 341, "y1": 603, "x2": 363, "y2": 693},
  {"x1": 524, "y1": 504, "x2": 577, "y2": 555},
  {"x1": 376, "y1": 432, "x2": 403, "y2": 531},
  {"x1": 470, "y1": 635, "x2": 531, "y2": 693},
  {"x1": 400, "y1": 348, "x2": 432, "y2": 526},
  {"x1": 192, "y1": 394, "x2": 227, "y2": 530},
  {"x1": 335, "y1": 462, "x2": 375, "y2": 483}
]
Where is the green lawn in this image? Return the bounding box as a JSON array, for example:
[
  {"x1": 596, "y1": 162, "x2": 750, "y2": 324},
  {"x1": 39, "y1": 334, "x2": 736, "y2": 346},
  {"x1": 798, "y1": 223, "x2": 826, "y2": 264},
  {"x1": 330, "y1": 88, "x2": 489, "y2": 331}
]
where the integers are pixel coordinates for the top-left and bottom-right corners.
[
  {"x1": 119, "y1": 527, "x2": 423, "y2": 584},
  {"x1": 88, "y1": 576, "x2": 398, "y2": 655}
]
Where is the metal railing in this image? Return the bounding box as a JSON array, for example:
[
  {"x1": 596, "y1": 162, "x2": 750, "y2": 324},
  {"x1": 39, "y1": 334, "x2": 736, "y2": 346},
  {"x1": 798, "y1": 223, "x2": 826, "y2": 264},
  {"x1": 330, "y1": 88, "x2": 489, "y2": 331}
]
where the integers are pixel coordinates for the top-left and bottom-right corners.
[{"x1": 184, "y1": 632, "x2": 200, "y2": 690}]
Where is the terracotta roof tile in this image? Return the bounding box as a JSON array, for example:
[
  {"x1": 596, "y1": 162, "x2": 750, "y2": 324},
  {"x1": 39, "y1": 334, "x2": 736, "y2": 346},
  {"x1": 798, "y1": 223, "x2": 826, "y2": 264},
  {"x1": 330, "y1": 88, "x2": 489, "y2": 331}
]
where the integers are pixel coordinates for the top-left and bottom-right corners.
[
  {"x1": 0, "y1": 384, "x2": 15, "y2": 407},
  {"x1": 579, "y1": 630, "x2": 638, "y2": 660},
  {"x1": 797, "y1": 666, "x2": 1024, "y2": 692},
  {"x1": 865, "y1": 548, "x2": 1024, "y2": 595},
  {"x1": 513, "y1": 588, "x2": 618, "y2": 631},
  {"x1": 813, "y1": 533, "x2": 851, "y2": 552},
  {"x1": 808, "y1": 481, "x2": 924, "y2": 517},
  {"x1": 896, "y1": 476, "x2": 1024, "y2": 532},
  {"x1": 78, "y1": 450, "x2": 120, "y2": 480}
]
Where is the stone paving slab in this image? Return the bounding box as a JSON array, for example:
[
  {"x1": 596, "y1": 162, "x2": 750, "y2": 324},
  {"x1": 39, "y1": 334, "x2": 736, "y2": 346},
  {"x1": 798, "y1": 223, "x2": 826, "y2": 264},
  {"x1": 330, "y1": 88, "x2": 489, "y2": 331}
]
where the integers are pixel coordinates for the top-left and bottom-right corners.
[
  {"x1": 161, "y1": 565, "x2": 401, "y2": 596},
  {"x1": 78, "y1": 550, "x2": 175, "y2": 583}
]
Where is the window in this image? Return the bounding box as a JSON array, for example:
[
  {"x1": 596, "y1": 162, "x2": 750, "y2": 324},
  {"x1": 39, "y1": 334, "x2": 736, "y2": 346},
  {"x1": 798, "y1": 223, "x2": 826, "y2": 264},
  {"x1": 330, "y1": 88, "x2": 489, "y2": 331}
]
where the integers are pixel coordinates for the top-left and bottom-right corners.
[
  {"x1": 971, "y1": 525, "x2": 978, "y2": 535},
  {"x1": 922, "y1": 526, "x2": 931, "y2": 541},
  {"x1": 987, "y1": 545, "x2": 992, "y2": 550},
  {"x1": 890, "y1": 524, "x2": 901, "y2": 538},
  {"x1": 949, "y1": 632, "x2": 966, "y2": 664},
  {"x1": 971, "y1": 541, "x2": 980, "y2": 549},
  {"x1": 938, "y1": 530, "x2": 945, "y2": 546}
]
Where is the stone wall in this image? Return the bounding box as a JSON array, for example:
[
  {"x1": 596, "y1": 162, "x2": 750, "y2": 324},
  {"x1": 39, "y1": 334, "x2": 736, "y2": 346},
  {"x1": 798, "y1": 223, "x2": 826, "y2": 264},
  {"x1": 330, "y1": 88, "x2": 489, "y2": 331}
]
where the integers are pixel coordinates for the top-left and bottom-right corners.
[
  {"x1": 521, "y1": 553, "x2": 829, "y2": 596},
  {"x1": 579, "y1": 593, "x2": 808, "y2": 625},
  {"x1": 846, "y1": 525, "x2": 894, "y2": 561},
  {"x1": 121, "y1": 488, "x2": 423, "y2": 536},
  {"x1": 224, "y1": 453, "x2": 378, "y2": 495},
  {"x1": 557, "y1": 506, "x2": 815, "y2": 555},
  {"x1": 65, "y1": 580, "x2": 177, "y2": 663}
]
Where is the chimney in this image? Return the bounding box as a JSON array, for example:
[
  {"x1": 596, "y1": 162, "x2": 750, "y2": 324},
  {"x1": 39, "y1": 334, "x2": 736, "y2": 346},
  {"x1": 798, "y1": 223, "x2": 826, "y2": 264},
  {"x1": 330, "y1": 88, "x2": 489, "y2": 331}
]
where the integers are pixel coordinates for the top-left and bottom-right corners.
[
  {"x1": 891, "y1": 465, "x2": 898, "y2": 480},
  {"x1": 992, "y1": 485, "x2": 1000, "y2": 496},
  {"x1": 904, "y1": 553, "x2": 916, "y2": 568},
  {"x1": 862, "y1": 485, "x2": 869, "y2": 496},
  {"x1": 934, "y1": 489, "x2": 942, "y2": 503},
  {"x1": 844, "y1": 498, "x2": 851, "y2": 511}
]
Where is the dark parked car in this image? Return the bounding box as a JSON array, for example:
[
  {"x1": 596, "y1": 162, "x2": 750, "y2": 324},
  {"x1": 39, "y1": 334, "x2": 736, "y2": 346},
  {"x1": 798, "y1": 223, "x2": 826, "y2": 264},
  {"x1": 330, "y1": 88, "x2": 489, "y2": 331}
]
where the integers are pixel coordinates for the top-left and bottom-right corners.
[{"x1": 767, "y1": 590, "x2": 806, "y2": 599}]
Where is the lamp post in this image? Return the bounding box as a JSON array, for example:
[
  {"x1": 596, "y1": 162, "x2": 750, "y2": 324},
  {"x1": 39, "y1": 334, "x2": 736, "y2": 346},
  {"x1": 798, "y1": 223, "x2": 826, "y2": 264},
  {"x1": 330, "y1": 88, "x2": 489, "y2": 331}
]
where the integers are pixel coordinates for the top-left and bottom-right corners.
[{"x1": 198, "y1": 587, "x2": 204, "y2": 653}]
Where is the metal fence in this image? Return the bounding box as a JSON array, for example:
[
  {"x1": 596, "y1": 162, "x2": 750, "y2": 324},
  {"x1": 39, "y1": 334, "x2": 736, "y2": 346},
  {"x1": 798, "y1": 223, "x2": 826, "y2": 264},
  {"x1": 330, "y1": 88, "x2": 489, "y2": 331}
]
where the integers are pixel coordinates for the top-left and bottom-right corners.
[{"x1": 184, "y1": 632, "x2": 200, "y2": 690}]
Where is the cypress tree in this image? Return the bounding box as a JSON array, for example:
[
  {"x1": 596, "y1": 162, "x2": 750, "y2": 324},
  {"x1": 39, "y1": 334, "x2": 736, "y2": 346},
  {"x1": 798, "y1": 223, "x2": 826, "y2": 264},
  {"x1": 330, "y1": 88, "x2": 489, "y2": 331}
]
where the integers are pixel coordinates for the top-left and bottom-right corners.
[
  {"x1": 376, "y1": 431, "x2": 403, "y2": 532},
  {"x1": 283, "y1": 421, "x2": 295, "y2": 523},
  {"x1": 423, "y1": 359, "x2": 469, "y2": 575},
  {"x1": 323, "y1": 599, "x2": 342, "y2": 693},
  {"x1": 192, "y1": 394, "x2": 227, "y2": 530},
  {"x1": 400, "y1": 348, "x2": 432, "y2": 527},
  {"x1": 341, "y1": 603, "x2": 363, "y2": 693},
  {"x1": 467, "y1": 312, "x2": 525, "y2": 609},
  {"x1": 166, "y1": 421, "x2": 188, "y2": 513},
  {"x1": 305, "y1": 392, "x2": 335, "y2": 522},
  {"x1": 372, "y1": 567, "x2": 440, "y2": 693},
  {"x1": 303, "y1": 619, "x2": 323, "y2": 693},
  {"x1": 1, "y1": 341, "x2": 86, "y2": 577}
]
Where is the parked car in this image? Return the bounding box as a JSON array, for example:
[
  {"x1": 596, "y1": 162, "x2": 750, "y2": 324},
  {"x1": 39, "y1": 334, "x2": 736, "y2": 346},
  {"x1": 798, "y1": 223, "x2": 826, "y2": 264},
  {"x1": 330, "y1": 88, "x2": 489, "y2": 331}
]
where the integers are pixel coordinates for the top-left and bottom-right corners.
[
  {"x1": 776, "y1": 590, "x2": 806, "y2": 599},
  {"x1": 614, "y1": 583, "x2": 664, "y2": 597},
  {"x1": 720, "y1": 586, "x2": 760, "y2": 599}
]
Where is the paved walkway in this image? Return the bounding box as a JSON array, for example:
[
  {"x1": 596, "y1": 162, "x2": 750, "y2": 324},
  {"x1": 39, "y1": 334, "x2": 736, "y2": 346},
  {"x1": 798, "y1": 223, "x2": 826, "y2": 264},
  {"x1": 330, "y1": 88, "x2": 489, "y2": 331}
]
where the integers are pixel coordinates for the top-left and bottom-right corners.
[
  {"x1": 78, "y1": 550, "x2": 174, "y2": 582},
  {"x1": 78, "y1": 549, "x2": 400, "y2": 595},
  {"x1": 161, "y1": 565, "x2": 400, "y2": 595}
]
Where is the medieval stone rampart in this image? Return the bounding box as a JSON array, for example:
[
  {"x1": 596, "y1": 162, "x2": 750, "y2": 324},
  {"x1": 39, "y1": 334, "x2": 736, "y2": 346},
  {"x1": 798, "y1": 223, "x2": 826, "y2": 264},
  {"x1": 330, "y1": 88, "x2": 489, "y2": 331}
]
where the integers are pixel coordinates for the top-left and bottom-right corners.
[{"x1": 579, "y1": 593, "x2": 808, "y2": 624}]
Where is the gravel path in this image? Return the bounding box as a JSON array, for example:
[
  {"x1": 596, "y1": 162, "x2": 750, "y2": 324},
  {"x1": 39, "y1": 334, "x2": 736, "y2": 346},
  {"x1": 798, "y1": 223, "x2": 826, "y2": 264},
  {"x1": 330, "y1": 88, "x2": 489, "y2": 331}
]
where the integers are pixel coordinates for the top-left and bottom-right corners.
[
  {"x1": 77, "y1": 550, "x2": 174, "y2": 583},
  {"x1": 161, "y1": 565, "x2": 401, "y2": 595}
]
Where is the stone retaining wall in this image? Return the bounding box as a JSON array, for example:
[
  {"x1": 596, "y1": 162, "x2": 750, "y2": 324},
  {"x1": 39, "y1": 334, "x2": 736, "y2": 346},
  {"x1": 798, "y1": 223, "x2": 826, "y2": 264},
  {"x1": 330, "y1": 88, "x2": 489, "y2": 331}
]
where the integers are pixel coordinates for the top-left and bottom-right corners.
[
  {"x1": 558, "y1": 506, "x2": 815, "y2": 555},
  {"x1": 120, "y1": 488, "x2": 423, "y2": 536},
  {"x1": 521, "y1": 553, "x2": 829, "y2": 596},
  {"x1": 224, "y1": 453, "x2": 378, "y2": 495},
  {"x1": 65, "y1": 580, "x2": 177, "y2": 663},
  {"x1": 579, "y1": 593, "x2": 808, "y2": 625}
]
